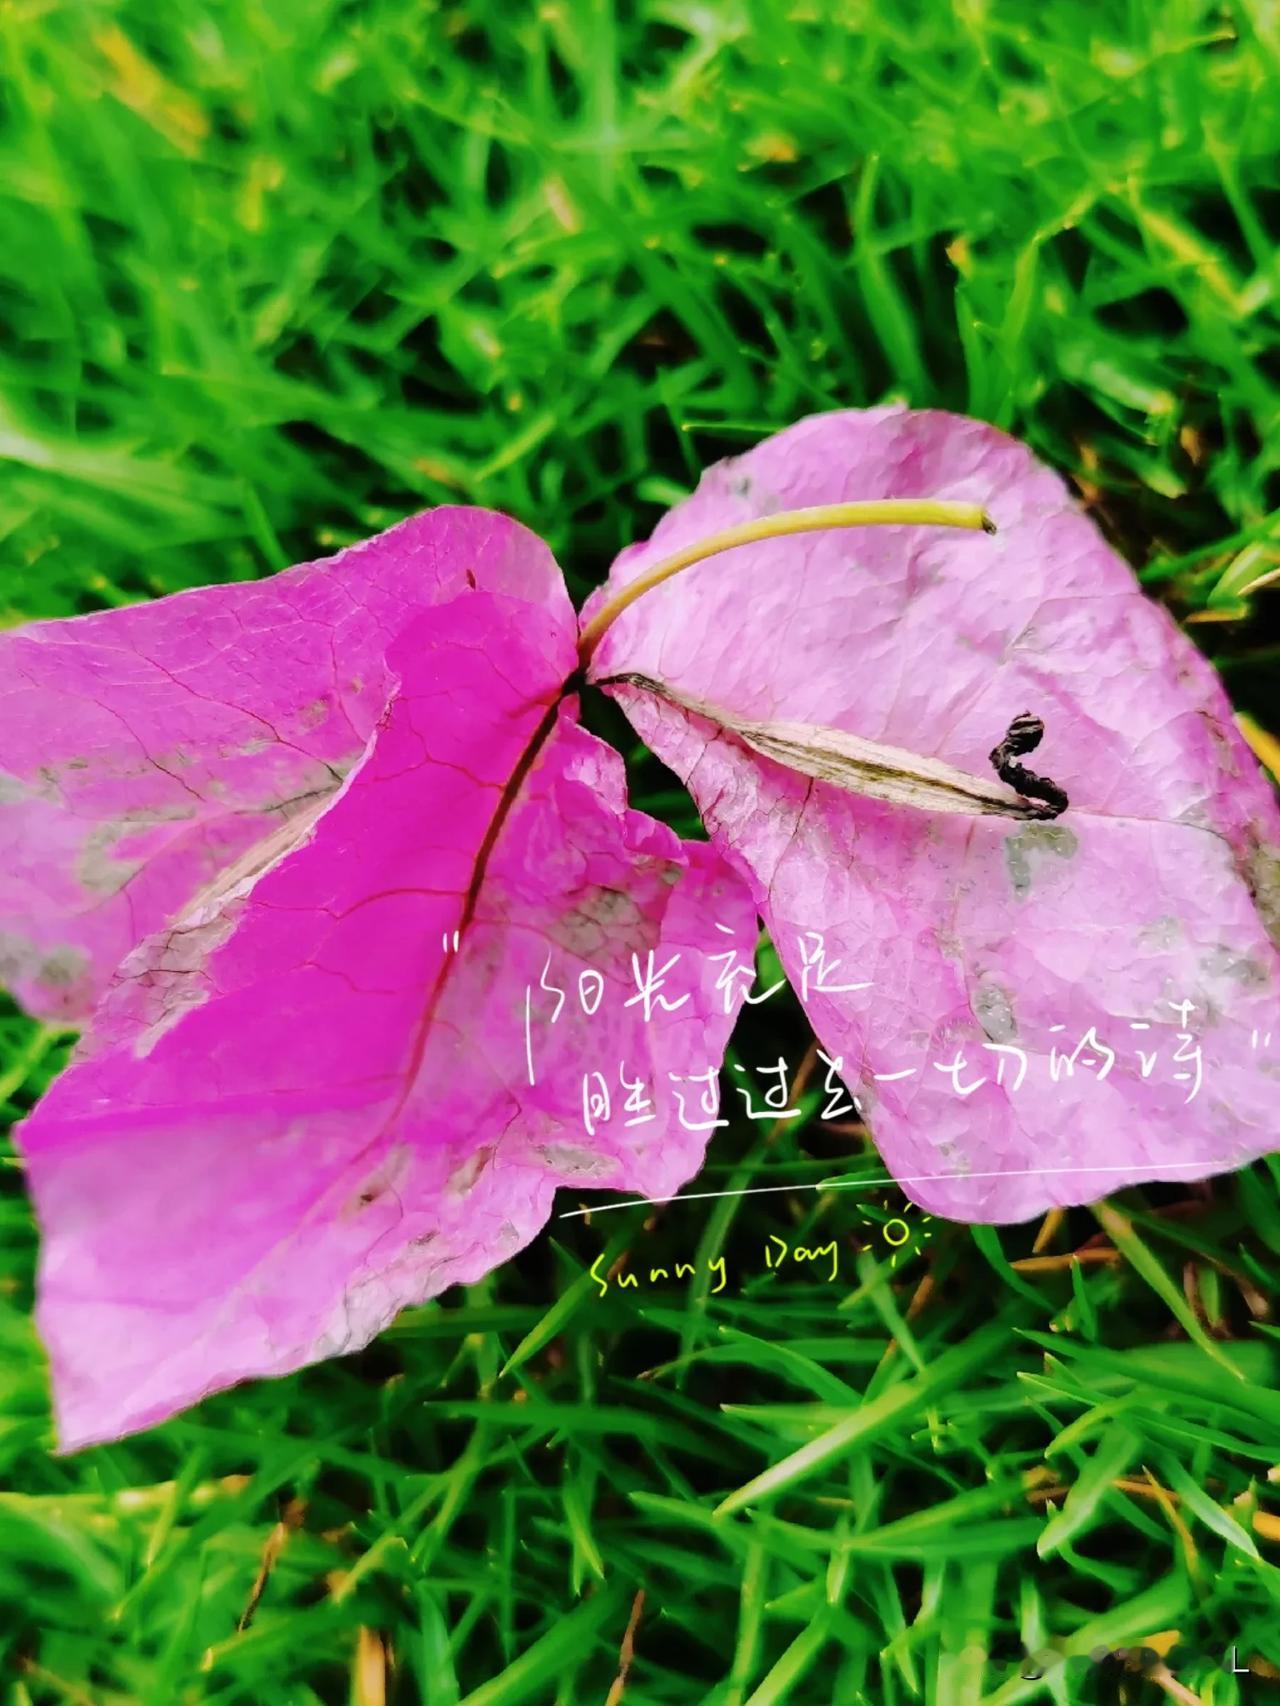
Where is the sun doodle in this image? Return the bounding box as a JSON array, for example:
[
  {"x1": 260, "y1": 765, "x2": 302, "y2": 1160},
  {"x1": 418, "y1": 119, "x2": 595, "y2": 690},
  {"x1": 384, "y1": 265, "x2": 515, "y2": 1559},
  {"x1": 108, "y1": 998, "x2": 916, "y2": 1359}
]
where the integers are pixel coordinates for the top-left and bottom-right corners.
[{"x1": 874, "y1": 1201, "x2": 936, "y2": 1270}]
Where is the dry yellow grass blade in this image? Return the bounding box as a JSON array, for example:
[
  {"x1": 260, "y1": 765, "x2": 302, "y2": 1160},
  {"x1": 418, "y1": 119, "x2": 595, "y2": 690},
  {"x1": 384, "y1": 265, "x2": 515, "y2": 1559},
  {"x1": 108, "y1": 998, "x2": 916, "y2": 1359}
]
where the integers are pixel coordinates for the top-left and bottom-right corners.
[
  {"x1": 1237, "y1": 712, "x2": 1280, "y2": 779},
  {"x1": 353, "y1": 1628, "x2": 388, "y2": 1706}
]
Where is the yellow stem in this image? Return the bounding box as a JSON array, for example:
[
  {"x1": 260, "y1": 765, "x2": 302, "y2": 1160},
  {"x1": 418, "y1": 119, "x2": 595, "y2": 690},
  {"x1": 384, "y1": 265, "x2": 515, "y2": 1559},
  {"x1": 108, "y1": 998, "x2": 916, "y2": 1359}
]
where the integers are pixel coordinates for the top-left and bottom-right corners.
[{"x1": 577, "y1": 499, "x2": 995, "y2": 670}]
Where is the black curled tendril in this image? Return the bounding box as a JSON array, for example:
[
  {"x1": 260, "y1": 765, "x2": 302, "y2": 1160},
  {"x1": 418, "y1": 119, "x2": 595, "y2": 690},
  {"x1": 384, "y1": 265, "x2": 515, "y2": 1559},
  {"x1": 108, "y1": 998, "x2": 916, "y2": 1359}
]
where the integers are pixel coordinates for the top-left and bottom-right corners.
[{"x1": 990, "y1": 712, "x2": 1069, "y2": 819}]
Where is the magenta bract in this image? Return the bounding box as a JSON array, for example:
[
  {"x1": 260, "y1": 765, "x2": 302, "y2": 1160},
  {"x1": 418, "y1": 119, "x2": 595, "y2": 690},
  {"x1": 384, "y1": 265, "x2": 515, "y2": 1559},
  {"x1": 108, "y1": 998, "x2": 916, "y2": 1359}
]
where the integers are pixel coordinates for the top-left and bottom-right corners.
[
  {"x1": 3, "y1": 510, "x2": 755, "y2": 1448},
  {"x1": 588, "y1": 407, "x2": 1280, "y2": 1224},
  {"x1": 4, "y1": 408, "x2": 1279, "y2": 1448}
]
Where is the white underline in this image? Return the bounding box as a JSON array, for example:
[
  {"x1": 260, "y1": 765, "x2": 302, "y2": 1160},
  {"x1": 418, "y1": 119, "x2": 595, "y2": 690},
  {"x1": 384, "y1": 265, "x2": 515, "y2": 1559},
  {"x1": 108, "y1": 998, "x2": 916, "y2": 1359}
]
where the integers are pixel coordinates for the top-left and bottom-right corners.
[{"x1": 555, "y1": 1159, "x2": 1215, "y2": 1219}]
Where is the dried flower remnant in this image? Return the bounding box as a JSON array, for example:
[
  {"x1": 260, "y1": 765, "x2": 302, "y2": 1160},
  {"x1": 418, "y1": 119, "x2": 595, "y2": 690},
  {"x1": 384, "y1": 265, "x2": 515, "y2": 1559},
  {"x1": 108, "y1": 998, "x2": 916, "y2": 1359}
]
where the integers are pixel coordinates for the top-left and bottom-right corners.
[
  {"x1": 599, "y1": 673, "x2": 1061, "y2": 820},
  {"x1": 989, "y1": 712, "x2": 1069, "y2": 819}
]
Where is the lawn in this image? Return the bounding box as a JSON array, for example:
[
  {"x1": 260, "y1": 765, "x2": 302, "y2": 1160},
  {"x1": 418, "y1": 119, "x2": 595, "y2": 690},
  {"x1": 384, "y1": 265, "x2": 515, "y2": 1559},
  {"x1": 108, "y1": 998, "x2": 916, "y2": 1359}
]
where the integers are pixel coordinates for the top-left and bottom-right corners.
[{"x1": 2, "y1": 1, "x2": 1279, "y2": 1701}]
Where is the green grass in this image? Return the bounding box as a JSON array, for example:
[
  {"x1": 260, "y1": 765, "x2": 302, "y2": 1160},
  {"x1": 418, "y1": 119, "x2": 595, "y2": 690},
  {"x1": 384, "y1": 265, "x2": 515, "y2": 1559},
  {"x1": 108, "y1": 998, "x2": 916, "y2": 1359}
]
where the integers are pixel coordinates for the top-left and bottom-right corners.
[{"x1": 3, "y1": 0, "x2": 1280, "y2": 1700}]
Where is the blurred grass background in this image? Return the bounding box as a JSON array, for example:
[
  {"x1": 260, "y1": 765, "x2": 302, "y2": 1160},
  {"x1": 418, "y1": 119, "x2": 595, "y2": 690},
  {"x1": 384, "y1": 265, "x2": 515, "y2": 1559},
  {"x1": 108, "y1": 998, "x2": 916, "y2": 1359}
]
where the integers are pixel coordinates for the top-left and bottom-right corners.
[{"x1": 3, "y1": 0, "x2": 1280, "y2": 1701}]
